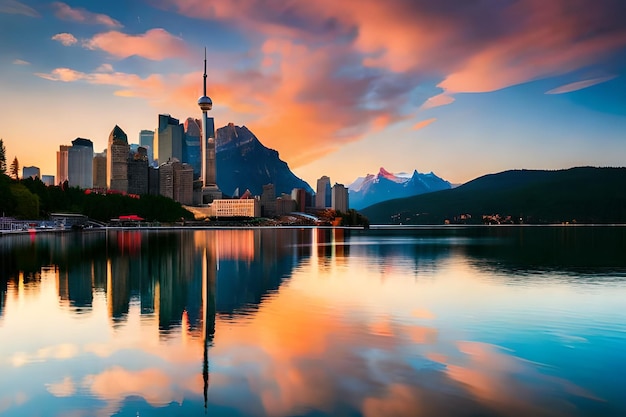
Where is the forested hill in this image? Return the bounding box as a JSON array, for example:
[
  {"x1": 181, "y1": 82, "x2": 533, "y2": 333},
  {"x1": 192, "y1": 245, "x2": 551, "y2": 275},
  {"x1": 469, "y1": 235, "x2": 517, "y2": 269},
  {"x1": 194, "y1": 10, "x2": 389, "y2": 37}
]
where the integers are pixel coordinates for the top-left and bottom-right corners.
[{"x1": 360, "y1": 167, "x2": 626, "y2": 225}]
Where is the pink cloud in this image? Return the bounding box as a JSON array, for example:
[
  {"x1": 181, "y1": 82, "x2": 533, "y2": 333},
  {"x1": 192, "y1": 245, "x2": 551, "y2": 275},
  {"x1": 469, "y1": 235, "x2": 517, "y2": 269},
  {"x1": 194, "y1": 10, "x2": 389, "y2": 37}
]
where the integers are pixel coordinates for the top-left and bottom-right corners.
[
  {"x1": 420, "y1": 93, "x2": 455, "y2": 110},
  {"x1": 84, "y1": 29, "x2": 190, "y2": 61},
  {"x1": 0, "y1": 0, "x2": 39, "y2": 17},
  {"x1": 51, "y1": 32, "x2": 77, "y2": 46},
  {"x1": 52, "y1": 2, "x2": 121, "y2": 28},
  {"x1": 412, "y1": 118, "x2": 437, "y2": 131},
  {"x1": 545, "y1": 75, "x2": 617, "y2": 94}
]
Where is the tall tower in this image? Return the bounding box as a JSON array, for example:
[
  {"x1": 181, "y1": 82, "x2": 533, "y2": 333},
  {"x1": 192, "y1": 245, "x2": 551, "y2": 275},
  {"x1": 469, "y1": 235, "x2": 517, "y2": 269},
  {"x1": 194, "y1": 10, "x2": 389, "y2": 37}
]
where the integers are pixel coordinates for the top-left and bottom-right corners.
[
  {"x1": 107, "y1": 125, "x2": 130, "y2": 192},
  {"x1": 198, "y1": 48, "x2": 221, "y2": 204}
]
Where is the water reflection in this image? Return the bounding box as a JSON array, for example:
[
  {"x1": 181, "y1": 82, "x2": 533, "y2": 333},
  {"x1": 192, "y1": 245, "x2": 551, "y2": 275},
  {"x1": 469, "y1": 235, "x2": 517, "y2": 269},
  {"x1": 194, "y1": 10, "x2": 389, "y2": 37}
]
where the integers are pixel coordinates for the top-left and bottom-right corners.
[{"x1": 0, "y1": 227, "x2": 625, "y2": 416}]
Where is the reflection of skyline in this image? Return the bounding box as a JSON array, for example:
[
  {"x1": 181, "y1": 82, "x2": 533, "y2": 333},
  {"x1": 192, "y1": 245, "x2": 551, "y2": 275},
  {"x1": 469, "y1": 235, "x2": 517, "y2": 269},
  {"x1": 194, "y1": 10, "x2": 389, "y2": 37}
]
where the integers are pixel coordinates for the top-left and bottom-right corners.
[{"x1": 1, "y1": 228, "x2": 625, "y2": 417}]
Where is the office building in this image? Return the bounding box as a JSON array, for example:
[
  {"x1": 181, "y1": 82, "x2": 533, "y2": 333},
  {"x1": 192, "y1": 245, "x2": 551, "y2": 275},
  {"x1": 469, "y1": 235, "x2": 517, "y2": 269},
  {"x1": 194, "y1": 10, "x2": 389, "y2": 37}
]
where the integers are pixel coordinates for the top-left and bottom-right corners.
[
  {"x1": 128, "y1": 147, "x2": 149, "y2": 195},
  {"x1": 56, "y1": 145, "x2": 70, "y2": 185},
  {"x1": 291, "y1": 188, "x2": 307, "y2": 212},
  {"x1": 261, "y1": 183, "x2": 276, "y2": 217},
  {"x1": 155, "y1": 114, "x2": 183, "y2": 165},
  {"x1": 108, "y1": 125, "x2": 130, "y2": 192},
  {"x1": 139, "y1": 130, "x2": 154, "y2": 164},
  {"x1": 159, "y1": 158, "x2": 194, "y2": 205},
  {"x1": 316, "y1": 176, "x2": 331, "y2": 208},
  {"x1": 68, "y1": 138, "x2": 93, "y2": 189},
  {"x1": 93, "y1": 151, "x2": 107, "y2": 190},
  {"x1": 183, "y1": 117, "x2": 202, "y2": 178},
  {"x1": 332, "y1": 183, "x2": 349, "y2": 213},
  {"x1": 22, "y1": 166, "x2": 40, "y2": 180},
  {"x1": 41, "y1": 175, "x2": 55, "y2": 186}
]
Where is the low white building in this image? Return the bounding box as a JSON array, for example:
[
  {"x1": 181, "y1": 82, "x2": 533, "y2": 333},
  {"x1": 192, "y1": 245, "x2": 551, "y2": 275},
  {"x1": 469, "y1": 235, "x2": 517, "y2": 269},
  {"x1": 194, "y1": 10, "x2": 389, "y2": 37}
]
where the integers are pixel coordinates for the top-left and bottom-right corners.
[{"x1": 209, "y1": 198, "x2": 260, "y2": 218}]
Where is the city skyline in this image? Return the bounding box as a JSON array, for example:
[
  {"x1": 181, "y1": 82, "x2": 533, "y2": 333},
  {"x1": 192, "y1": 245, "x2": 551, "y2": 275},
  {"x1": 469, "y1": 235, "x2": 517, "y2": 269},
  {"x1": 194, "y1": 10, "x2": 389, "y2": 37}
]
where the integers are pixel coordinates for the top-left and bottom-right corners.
[{"x1": 1, "y1": 0, "x2": 626, "y2": 189}]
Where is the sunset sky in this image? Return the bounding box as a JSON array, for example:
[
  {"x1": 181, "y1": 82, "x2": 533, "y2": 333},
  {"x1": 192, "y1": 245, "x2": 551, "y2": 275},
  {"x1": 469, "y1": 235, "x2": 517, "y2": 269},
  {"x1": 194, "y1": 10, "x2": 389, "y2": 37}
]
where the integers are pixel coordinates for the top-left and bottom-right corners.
[{"x1": 1, "y1": 0, "x2": 625, "y2": 188}]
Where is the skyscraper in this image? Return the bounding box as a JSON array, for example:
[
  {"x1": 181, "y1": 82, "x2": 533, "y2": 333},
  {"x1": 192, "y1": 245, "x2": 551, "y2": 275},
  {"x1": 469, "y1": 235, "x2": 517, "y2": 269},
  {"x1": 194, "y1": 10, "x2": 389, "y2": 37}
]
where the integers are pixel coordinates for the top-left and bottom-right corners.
[
  {"x1": 93, "y1": 151, "x2": 107, "y2": 190},
  {"x1": 139, "y1": 130, "x2": 155, "y2": 164},
  {"x1": 316, "y1": 176, "x2": 331, "y2": 208},
  {"x1": 331, "y1": 183, "x2": 349, "y2": 212},
  {"x1": 198, "y1": 49, "x2": 222, "y2": 204},
  {"x1": 56, "y1": 145, "x2": 70, "y2": 185},
  {"x1": 108, "y1": 125, "x2": 129, "y2": 192},
  {"x1": 68, "y1": 138, "x2": 93, "y2": 189},
  {"x1": 155, "y1": 114, "x2": 183, "y2": 165},
  {"x1": 183, "y1": 117, "x2": 202, "y2": 178}
]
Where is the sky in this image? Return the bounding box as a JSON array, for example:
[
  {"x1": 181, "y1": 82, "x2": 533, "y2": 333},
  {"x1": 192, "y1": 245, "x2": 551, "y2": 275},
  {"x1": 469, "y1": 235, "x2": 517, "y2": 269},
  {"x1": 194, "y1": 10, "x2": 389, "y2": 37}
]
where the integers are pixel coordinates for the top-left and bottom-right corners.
[{"x1": 1, "y1": 0, "x2": 625, "y2": 188}]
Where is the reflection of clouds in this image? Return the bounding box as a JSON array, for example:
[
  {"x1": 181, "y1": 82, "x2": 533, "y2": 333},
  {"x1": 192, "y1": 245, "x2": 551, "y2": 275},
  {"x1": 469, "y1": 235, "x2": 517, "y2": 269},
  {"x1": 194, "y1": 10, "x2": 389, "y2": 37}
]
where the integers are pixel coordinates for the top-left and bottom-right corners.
[
  {"x1": 0, "y1": 392, "x2": 27, "y2": 414},
  {"x1": 46, "y1": 376, "x2": 76, "y2": 397},
  {"x1": 10, "y1": 343, "x2": 79, "y2": 367},
  {"x1": 435, "y1": 341, "x2": 602, "y2": 416}
]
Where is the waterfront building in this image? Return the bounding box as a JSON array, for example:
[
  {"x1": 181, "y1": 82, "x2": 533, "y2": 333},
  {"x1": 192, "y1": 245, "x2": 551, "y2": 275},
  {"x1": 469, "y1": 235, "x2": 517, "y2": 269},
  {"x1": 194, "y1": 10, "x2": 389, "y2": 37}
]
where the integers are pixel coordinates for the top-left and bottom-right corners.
[
  {"x1": 197, "y1": 49, "x2": 222, "y2": 204},
  {"x1": 183, "y1": 117, "x2": 202, "y2": 178},
  {"x1": 108, "y1": 125, "x2": 130, "y2": 192},
  {"x1": 209, "y1": 198, "x2": 260, "y2": 218},
  {"x1": 291, "y1": 188, "x2": 307, "y2": 212},
  {"x1": 261, "y1": 183, "x2": 276, "y2": 217},
  {"x1": 41, "y1": 175, "x2": 55, "y2": 186},
  {"x1": 139, "y1": 130, "x2": 155, "y2": 164},
  {"x1": 155, "y1": 114, "x2": 183, "y2": 165},
  {"x1": 316, "y1": 176, "x2": 331, "y2": 208},
  {"x1": 68, "y1": 138, "x2": 93, "y2": 189},
  {"x1": 332, "y1": 183, "x2": 349, "y2": 213},
  {"x1": 56, "y1": 145, "x2": 70, "y2": 185},
  {"x1": 276, "y1": 194, "x2": 296, "y2": 216},
  {"x1": 93, "y1": 152, "x2": 107, "y2": 190},
  {"x1": 22, "y1": 166, "x2": 40, "y2": 180}
]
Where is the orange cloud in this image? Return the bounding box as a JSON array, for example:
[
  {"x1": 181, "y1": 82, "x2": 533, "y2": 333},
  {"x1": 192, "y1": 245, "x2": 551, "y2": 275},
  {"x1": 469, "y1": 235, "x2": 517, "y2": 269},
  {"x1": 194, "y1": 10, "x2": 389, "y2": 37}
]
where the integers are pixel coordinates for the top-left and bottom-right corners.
[
  {"x1": 84, "y1": 29, "x2": 190, "y2": 61},
  {"x1": 412, "y1": 118, "x2": 437, "y2": 131},
  {"x1": 51, "y1": 32, "x2": 77, "y2": 46},
  {"x1": 52, "y1": 2, "x2": 121, "y2": 28},
  {"x1": 545, "y1": 75, "x2": 617, "y2": 94}
]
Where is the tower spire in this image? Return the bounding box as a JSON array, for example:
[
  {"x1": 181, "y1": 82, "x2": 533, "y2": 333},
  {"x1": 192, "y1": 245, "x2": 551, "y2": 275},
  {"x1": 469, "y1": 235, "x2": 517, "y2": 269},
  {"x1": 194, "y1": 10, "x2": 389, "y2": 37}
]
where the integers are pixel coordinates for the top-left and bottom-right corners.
[{"x1": 203, "y1": 47, "x2": 207, "y2": 97}]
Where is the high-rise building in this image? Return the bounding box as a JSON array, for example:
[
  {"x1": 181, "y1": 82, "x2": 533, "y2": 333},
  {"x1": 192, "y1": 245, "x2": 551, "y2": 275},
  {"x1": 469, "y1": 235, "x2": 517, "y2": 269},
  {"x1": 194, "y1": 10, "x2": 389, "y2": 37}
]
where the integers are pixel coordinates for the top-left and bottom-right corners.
[
  {"x1": 68, "y1": 138, "x2": 93, "y2": 189},
  {"x1": 93, "y1": 151, "x2": 107, "y2": 190},
  {"x1": 332, "y1": 183, "x2": 349, "y2": 213},
  {"x1": 56, "y1": 145, "x2": 70, "y2": 185},
  {"x1": 197, "y1": 50, "x2": 221, "y2": 204},
  {"x1": 22, "y1": 166, "x2": 40, "y2": 180},
  {"x1": 155, "y1": 114, "x2": 183, "y2": 165},
  {"x1": 139, "y1": 130, "x2": 155, "y2": 164},
  {"x1": 291, "y1": 188, "x2": 307, "y2": 212},
  {"x1": 128, "y1": 147, "x2": 149, "y2": 195},
  {"x1": 316, "y1": 176, "x2": 331, "y2": 208},
  {"x1": 183, "y1": 118, "x2": 202, "y2": 178},
  {"x1": 261, "y1": 183, "x2": 276, "y2": 217},
  {"x1": 159, "y1": 159, "x2": 193, "y2": 205},
  {"x1": 108, "y1": 125, "x2": 130, "y2": 192}
]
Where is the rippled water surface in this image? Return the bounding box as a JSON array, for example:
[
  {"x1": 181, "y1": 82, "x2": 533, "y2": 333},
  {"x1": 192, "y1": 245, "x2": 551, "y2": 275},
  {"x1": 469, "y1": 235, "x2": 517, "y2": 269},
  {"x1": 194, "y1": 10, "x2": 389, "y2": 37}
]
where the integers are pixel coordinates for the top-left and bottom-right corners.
[{"x1": 1, "y1": 226, "x2": 626, "y2": 416}]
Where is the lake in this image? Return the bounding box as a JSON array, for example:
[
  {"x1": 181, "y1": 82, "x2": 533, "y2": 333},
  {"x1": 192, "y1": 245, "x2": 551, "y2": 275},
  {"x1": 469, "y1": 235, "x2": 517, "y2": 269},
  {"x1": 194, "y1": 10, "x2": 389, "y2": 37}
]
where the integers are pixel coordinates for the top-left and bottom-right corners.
[{"x1": 1, "y1": 226, "x2": 625, "y2": 417}]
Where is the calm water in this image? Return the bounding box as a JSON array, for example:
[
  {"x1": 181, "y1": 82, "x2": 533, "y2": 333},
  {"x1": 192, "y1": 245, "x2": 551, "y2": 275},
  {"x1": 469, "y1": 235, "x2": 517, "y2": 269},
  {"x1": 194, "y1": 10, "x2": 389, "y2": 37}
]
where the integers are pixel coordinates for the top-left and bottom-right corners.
[{"x1": 1, "y1": 226, "x2": 626, "y2": 417}]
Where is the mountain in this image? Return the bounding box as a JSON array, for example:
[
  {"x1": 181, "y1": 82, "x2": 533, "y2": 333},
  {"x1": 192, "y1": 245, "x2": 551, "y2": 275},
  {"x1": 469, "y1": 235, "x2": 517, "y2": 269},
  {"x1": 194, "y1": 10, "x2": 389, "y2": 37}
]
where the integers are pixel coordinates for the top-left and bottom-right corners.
[
  {"x1": 360, "y1": 167, "x2": 626, "y2": 225},
  {"x1": 216, "y1": 123, "x2": 313, "y2": 197},
  {"x1": 348, "y1": 167, "x2": 451, "y2": 210}
]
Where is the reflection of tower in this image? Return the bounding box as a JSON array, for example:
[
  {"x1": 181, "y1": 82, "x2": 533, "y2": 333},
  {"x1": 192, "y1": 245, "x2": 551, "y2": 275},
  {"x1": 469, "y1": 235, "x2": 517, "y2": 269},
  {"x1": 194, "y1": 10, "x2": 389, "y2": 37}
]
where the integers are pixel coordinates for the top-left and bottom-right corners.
[
  {"x1": 198, "y1": 48, "x2": 222, "y2": 204},
  {"x1": 202, "y1": 247, "x2": 216, "y2": 410}
]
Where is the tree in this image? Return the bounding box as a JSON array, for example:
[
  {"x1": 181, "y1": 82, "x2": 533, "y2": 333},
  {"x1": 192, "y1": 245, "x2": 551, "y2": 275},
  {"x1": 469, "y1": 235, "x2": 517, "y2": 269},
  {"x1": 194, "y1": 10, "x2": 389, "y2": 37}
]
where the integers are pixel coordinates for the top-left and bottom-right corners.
[
  {"x1": 9, "y1": 156, "x2": 19, "y2": 180},
  {"x1": 0, "y1": 139, "x2": 6, "y2": 175}
]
